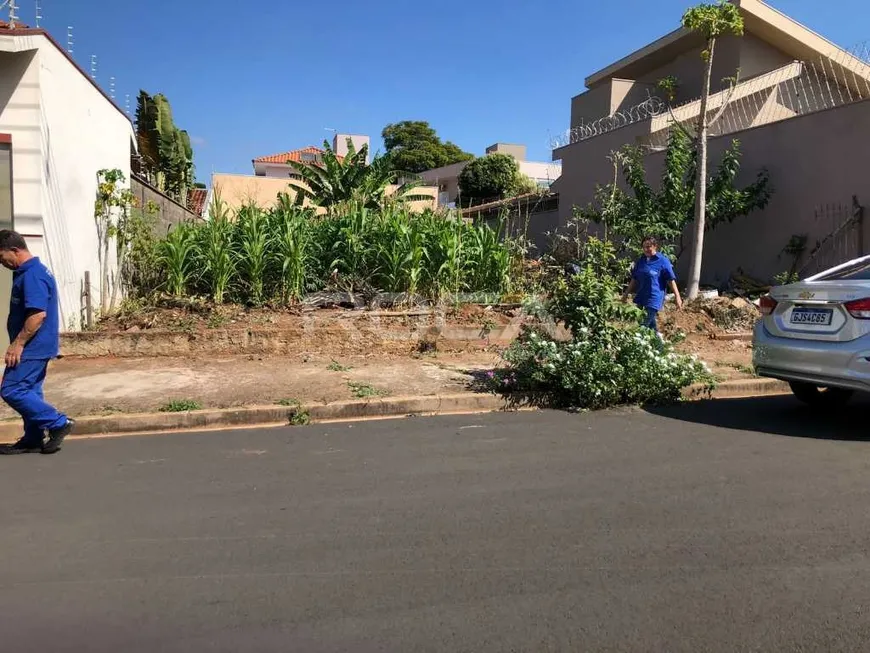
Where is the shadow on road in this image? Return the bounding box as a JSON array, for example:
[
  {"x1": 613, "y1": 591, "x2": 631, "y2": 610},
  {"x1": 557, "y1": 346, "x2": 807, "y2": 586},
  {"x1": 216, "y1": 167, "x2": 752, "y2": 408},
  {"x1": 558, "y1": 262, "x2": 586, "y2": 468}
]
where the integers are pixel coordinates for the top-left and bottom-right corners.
[{"x1": 645, "y1": 394, "x2": 870, "y2": 442}]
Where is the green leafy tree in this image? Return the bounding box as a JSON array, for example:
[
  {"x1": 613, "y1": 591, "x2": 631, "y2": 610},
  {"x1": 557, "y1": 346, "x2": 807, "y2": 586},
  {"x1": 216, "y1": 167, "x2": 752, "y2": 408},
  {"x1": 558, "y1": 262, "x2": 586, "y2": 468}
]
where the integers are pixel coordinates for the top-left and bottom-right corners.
[
  {"x1": 681, "y1": 0, "x2": 745, "y2": 298},
  {"x1": 288, "y1": 139, "x2": 430, "y2": 210},
  {"x1": 458, "y1": 153, "x2": 530, "y2": 204},
  {"x1": 135, "y1": 91, "x2": 196, "y2": 205},
  {"x1": 578, "y1": 128, "x2": 770, "y2": 263},
  {"x1": 381, "y1": 121, "x2": 473, "y2": 173}
]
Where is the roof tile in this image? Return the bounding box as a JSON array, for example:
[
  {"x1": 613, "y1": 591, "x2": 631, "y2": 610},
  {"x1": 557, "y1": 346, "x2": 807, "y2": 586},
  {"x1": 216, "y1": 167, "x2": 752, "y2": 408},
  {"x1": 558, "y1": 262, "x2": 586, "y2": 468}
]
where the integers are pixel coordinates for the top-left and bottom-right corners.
[
  {"x1": 252, "y1": 145, "x2": 344, "y2": 165},
  {"x1": 187, "y1": 188, "x2": 208, "y2": 216}
]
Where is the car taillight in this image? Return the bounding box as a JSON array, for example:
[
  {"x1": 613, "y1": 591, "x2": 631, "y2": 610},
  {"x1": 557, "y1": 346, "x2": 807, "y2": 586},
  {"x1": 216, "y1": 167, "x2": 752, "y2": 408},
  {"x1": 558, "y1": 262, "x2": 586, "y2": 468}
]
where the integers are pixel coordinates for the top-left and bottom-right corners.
[
  {"x1": 845, "y1": 297, "x2": 870, "y2": 319},
  {"x1": 759, "y1": 295, "x2": 778, "y2": 316}
]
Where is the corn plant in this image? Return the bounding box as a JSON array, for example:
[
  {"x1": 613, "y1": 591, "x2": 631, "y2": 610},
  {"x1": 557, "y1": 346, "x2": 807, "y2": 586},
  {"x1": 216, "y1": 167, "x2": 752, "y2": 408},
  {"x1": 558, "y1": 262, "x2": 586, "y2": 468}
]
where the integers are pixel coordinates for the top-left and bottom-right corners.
[
  {"x1": 271, "y1": 204, "x2": 316, "y2": 303},
  {"x1": 467, "y1": 219, "x2": 512, "y2": 293},
  {"x1": 429, "y1": 217, "x2": 466, "y2": 300},
  {"x1": 144, "y1": 203, "x2": 517, "y2": 305},
  {"x1": 198, "y1": 215, "x2": 235, "y2": 304},
  {"x1": 235, "y1": 204, "x2": 270, "y2": 305},
  {"x1": 158, "y1": 223, "x2": 198, "y2": 297},
  {"x1": 327, "y1": 202, "x2": 375, "y2": 288}
]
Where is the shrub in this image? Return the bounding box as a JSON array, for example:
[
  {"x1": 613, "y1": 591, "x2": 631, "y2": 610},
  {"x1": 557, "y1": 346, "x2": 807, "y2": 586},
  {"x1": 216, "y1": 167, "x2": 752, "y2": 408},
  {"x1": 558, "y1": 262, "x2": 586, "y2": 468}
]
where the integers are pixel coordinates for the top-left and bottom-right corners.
[
  {"x1": 494, "y1": 327, "x2": 710, "y2": 409},
  {"x1": 490, "y1": 237, "x2": 713, "y2": 409}
]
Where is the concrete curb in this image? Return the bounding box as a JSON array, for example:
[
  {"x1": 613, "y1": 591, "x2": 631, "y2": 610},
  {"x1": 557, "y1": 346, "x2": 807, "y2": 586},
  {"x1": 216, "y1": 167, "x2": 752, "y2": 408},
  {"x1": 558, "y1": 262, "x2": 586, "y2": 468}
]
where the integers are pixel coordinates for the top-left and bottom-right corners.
[
  {"x1": 0, "y1": 393, "x2": 514, "y2": 441},
  {"x1": 683, "y1": 377, "x2": 790, "y2": 400},
  {"x1": 0, "y1": 380, "x2": 792, "y2": 441}
]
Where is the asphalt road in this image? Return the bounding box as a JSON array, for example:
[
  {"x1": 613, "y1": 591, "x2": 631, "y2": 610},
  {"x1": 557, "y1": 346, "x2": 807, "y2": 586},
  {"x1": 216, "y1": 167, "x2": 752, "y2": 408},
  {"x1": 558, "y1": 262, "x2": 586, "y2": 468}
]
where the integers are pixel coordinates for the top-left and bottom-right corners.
[{"x1": 3, "y1": 396, "x2": 870, "y2": 652}]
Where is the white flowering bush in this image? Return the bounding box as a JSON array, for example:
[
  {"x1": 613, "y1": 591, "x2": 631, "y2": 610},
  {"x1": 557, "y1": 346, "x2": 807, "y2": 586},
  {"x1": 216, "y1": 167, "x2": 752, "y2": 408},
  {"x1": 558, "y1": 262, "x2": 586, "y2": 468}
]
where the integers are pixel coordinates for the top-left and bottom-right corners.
[
  {"x1": 492, "y1": 326, "x2": 711, "y2": 409},
  {"x1": 489, "y1": 237, "x2": 713, "y2": 409}
]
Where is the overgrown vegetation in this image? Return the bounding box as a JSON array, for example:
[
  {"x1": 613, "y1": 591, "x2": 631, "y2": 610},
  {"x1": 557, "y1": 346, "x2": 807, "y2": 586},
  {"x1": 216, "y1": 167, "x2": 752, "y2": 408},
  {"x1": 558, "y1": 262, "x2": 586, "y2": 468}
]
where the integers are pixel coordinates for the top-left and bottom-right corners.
[
  {"x1": 576, "y1": 128, "x2": 770, "y2": 264},
  {"x1": 94, "y1": 169, "x2": 160, "y2": 318},
  {"x1": 287, "y1": 139, "x2": 430, "y2": 210},
  {"x1": 131, "y1": 199, "x2": 517, "y2": 305},
  {"x1": 489, "y1": 237, "x2": 713, "y2": 409},
  {"x1": 135, "y1": 91, "x2": 196, "y2": 205}
]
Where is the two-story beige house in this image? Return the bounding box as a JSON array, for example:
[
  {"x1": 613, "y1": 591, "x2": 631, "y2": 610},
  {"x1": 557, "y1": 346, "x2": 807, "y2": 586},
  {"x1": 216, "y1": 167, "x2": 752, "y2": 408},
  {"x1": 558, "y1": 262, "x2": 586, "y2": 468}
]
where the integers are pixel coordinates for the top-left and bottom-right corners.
[{"x1": 551, "y1": 0, "x2": 870, "y2": 285}]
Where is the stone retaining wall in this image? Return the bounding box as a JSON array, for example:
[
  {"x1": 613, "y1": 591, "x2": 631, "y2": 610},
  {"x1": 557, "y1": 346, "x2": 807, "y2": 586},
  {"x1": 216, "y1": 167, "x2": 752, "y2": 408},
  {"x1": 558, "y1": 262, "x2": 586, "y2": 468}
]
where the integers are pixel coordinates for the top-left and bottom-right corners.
[{"x1": 60, "y1": 320, "x2": 571, "y2": 358}]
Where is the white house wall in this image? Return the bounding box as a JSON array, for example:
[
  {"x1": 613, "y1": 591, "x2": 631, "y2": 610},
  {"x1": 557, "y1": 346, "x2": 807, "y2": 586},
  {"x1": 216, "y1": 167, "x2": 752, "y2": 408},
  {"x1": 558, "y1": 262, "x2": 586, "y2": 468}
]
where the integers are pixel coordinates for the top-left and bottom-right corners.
[
  {"x1": 37, "y1": 38, "x2": 133, "y2": 330},
  {"x1": 0, "y1": 47, "x2": 42, "y2": 239}
]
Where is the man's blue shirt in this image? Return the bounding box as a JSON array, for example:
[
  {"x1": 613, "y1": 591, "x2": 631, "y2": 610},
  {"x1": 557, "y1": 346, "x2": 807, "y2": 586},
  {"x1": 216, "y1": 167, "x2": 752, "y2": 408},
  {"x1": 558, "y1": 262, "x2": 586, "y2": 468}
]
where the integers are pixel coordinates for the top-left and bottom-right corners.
[
  {"x1": 632, "y1": 253, "x2": 676, "y2": 311},
  {"x1": 8, "y1": 257, "x2": 60, "y2": 360}
]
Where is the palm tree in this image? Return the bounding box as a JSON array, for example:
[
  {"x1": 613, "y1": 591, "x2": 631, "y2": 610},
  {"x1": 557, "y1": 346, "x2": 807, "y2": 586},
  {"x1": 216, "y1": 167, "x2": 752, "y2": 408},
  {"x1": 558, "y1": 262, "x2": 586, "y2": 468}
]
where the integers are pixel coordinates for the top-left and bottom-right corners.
[{"x1": 287, "y1": 139, "x2": 431, "y2": 210}]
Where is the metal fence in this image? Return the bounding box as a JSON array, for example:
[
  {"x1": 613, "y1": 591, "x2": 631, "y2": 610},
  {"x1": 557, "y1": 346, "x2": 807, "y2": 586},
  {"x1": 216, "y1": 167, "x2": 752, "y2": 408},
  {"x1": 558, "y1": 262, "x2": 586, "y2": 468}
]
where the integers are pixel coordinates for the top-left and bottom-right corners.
[
  {"x1": 645, "y1": 42, "x2": 870, "y2": 150},
  {"x1": 797, "y1": 196, "x2": 865, "y2": 278}
]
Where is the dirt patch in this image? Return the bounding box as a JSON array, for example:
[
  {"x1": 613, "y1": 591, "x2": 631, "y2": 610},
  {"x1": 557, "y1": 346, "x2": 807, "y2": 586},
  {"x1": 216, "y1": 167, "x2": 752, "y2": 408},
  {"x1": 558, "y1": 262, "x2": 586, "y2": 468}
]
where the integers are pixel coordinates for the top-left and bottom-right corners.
[
  {"x1": 658, "y1": 298, "x2": 758, "y2": 381},
  {"x1": 98, "y1": 301, "x2": 518, "y2": 334}
]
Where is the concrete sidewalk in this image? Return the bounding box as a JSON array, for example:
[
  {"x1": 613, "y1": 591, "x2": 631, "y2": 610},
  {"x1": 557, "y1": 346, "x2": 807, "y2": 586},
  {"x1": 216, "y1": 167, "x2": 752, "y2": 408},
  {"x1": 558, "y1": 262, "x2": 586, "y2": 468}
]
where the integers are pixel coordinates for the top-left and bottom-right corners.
[
  {"x1": 0, "y1": 353, "x2": 502, "y2": 420},
  {"x1": 0, "y1": 352, "x2": 784, "y2": 439}
]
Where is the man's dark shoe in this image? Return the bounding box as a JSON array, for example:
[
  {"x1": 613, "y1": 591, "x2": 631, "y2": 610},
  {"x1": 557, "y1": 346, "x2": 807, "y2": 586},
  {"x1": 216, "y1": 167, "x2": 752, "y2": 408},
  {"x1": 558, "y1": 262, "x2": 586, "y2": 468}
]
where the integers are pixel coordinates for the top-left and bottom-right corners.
[
  {"x1": 42, "y1": 419, "x2": 75, "y2": 455},
  {"x1": 0, "y1": 438, "x2": 44, "y2": 455}
]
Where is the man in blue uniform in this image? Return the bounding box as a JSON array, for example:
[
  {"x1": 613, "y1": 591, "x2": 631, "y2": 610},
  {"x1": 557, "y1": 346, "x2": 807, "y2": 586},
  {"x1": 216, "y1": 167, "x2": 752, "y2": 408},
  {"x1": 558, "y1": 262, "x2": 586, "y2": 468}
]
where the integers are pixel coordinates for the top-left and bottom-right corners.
[
  {"x1": 622, "y1": 236, "x2": 683, "y2": 332},
  {"x1": 0, "y1": 230, "x2": 74, "y2": 455}
]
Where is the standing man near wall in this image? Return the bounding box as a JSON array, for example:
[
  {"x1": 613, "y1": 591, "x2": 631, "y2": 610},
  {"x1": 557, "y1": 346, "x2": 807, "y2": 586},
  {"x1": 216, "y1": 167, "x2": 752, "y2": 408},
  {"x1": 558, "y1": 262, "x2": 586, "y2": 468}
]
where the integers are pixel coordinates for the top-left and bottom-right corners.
[{"x1": 0, "y1": 230, "x2": 74, "y2": 455}]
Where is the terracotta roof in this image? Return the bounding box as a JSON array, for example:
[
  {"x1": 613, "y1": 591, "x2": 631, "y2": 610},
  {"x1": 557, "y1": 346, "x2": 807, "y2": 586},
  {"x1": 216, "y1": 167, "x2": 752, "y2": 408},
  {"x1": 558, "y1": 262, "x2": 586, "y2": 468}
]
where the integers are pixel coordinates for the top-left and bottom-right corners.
[
  {"x1": 187, "y1": 188, "x2": 208, "y2": 216},
  {"x1": 252, "y1": 146, "x2": 343, "y2": 165}
]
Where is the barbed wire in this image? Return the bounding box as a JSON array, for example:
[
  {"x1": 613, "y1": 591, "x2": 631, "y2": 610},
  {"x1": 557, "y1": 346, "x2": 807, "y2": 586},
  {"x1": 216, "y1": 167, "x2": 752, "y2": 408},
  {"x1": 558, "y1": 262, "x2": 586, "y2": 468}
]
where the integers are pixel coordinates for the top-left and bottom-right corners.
[
  {"x1": 549, "y1": 39, "x2": 870, "y2": 153},
  {"x1": 549, "y1": 96, "x2": 665, "y2": 149}
]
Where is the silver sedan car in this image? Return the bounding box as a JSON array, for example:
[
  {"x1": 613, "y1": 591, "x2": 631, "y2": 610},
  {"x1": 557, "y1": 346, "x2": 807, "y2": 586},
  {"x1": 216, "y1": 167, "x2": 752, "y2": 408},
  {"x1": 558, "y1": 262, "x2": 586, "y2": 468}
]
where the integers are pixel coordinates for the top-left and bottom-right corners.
[{"x1": 753, "y1": 255, "x2": 870, "y2": 406}]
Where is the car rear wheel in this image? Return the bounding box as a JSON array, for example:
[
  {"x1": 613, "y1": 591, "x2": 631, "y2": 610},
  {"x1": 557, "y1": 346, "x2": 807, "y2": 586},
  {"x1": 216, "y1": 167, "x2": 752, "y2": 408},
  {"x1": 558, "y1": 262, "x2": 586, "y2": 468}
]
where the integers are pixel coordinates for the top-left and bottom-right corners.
[{"x1": 788, "y1": 382, "x2": 854, "y2": 407}]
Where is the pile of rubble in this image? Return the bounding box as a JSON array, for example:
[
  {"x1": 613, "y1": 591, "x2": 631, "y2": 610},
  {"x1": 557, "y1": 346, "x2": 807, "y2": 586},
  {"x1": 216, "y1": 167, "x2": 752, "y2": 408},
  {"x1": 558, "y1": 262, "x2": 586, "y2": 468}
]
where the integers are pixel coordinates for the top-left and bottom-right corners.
[{"x1": 689, "y1": 295, "x2": 760, "y2": 333}]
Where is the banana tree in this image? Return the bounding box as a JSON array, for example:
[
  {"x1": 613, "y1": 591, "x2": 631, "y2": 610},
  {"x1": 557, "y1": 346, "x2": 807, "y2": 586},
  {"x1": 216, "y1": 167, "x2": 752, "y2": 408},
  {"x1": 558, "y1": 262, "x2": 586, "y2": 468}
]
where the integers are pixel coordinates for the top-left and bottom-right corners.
[{"x1": 288, "y1": 139, "x2": 431, "y2": 211}]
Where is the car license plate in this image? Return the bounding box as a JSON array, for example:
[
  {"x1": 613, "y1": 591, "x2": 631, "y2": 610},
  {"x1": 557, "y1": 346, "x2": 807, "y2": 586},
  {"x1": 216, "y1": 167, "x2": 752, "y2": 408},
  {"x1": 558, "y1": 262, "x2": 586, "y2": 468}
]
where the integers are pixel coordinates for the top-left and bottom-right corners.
[{"x1": 790, "y1": 307, "x2": 833, "y2": 325}]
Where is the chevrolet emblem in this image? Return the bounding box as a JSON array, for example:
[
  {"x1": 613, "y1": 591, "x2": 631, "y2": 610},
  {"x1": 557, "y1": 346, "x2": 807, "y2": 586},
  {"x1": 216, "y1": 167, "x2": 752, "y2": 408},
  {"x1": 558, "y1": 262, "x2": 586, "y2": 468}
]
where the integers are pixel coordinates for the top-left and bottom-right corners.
[{"x1": 798, "y1": 291, "x2": 815, "y2": 299}]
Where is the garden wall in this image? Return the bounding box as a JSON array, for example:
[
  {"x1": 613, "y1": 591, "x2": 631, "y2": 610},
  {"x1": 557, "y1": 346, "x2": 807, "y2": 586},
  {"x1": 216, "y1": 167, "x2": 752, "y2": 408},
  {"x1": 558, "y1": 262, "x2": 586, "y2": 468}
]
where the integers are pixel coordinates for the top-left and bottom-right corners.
[{"x1": 59, "y1": 315, "x2": 571, "y2": 358}]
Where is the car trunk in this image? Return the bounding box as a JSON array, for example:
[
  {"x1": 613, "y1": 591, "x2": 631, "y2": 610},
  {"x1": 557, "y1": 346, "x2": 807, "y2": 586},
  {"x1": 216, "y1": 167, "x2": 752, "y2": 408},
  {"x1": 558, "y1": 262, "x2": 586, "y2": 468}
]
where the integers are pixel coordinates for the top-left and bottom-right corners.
[{"x1": 764, "y1": 281, "x2": 870, "y2": 342}]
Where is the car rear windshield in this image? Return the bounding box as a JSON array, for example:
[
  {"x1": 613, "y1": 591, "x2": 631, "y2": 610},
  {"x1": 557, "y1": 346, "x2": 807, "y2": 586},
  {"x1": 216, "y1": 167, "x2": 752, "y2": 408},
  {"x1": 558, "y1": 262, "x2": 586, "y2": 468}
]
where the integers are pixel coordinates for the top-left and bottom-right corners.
[{"x1": 816, "y1": 259, "x2": 870, "y2": 280}]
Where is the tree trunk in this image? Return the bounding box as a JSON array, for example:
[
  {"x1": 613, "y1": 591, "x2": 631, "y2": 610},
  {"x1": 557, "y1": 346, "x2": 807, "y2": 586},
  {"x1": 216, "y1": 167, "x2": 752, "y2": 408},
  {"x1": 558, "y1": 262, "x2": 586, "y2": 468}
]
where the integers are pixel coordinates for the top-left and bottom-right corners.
[{"x1": 685, "y1": 38, "x2": 716, "y2": 300}]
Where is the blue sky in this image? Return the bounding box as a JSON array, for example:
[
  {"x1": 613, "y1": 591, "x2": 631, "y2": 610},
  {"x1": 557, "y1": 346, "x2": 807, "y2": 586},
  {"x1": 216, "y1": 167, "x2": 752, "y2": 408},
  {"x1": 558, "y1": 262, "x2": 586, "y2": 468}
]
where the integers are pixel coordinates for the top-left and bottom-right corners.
[{"x1": 30, "y1": 0, "x2": 870, "y2": 182}]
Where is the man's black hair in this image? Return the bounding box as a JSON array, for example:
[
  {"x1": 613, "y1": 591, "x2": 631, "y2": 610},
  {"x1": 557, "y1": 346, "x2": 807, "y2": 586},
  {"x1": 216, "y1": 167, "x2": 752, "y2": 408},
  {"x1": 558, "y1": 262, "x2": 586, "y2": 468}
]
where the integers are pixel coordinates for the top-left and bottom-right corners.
[{"x1": 0, "y1": 230, "x2": 27, "y2": 251}]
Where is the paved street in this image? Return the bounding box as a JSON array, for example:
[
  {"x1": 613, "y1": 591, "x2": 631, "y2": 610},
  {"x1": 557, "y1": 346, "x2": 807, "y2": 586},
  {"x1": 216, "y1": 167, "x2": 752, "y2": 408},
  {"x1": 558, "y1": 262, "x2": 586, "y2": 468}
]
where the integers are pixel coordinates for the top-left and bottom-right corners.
[{"x1": 3, "y1": 397, "x2": 870, "y2": 651}]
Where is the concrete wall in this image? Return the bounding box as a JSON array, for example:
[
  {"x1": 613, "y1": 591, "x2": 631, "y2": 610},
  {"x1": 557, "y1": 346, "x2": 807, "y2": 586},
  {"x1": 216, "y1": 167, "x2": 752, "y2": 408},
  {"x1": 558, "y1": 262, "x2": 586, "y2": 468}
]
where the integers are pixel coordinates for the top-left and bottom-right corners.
[
  {"x1": 568, "y1": 31, "x2": 792, "y2": 134},
  {"x1": 554, "y1": 99, "x2": 870, "y2": 287},
  {"x1": 676, "y1": 98, "x2": 870, "y2": 285},
  {"x1": 0, "y1": 49, "x2": 40, "y2": 239},
  {"x1": 0, "y1": 48, "x2": 38, "y2": 350},
  {"x1": 37, "y1": 38, "x2": 133, "y2": 330},
  {"x1": 333, "y1": 134, "x2": 370, "y2": 163},
  {"x1": 739, "y1": 32, "x2": 793, "y2": 81},
  {"x1": 485, "y1": 143, "x2": 527, "y2": 160},
  {"x1": 257, "y1": 162, "x2": 303, "y2": 179},
  {"x1": 131, "y1": 176, "x2": 201, "y2": 235},
  {"x1": 519, "y1": 161, "x2": 562, "y2": 187},
  {"x1": 0, "y1": 34, "x2": 133, "y2": 332},
  {"x1": 418, "y1": 161, "x2": 468, "y2": 206}
]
